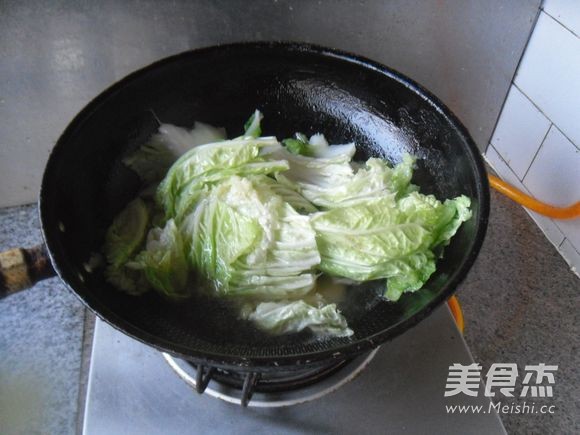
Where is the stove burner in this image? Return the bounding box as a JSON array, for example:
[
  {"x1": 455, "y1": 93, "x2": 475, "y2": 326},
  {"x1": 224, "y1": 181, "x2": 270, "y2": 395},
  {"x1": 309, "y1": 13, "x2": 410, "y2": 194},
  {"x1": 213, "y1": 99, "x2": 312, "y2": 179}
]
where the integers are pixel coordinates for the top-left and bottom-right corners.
[
  {"x1": 204, "y1": 359, "x2": 352, "y2": 393},
  {"x1": 163, "y1": 348, "x2": 378, "y2": 408}
]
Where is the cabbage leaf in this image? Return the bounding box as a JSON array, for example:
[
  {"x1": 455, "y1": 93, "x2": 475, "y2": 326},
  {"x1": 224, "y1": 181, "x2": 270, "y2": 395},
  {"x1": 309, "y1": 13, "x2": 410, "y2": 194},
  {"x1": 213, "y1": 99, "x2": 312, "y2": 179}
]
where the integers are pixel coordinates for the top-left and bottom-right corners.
[
  {"x1": 182, "y1": 176, "x2": 320, "y2": 300},
  {"x1": 242, "y1": 300, "x2": 352, "y2": 337},
  {"x1": 123, "y1": 121, "x2": 226, "y2": 184},
  {"x1": 311, "y1": 193, "x2": 471, "y2": 300},
  {"x1": 129, "y1": 219, "x2": 190, "y2": 298},
  {"x1": 157, "y1": 136, "x2": 288, "y2": 218},
  {"x1": 103, "y1": 198, "x2": 150, "y2": 295},
  {"x1": 104, "y1": 110, "x2": 473, "y2": 337}
]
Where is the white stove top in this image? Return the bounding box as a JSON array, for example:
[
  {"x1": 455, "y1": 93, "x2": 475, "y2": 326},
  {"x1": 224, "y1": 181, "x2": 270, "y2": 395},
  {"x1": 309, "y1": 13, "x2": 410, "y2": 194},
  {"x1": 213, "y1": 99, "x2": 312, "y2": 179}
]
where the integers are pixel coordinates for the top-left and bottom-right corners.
[{"x1": 82, "y1": 306, "x2": 505, "y2": 435}]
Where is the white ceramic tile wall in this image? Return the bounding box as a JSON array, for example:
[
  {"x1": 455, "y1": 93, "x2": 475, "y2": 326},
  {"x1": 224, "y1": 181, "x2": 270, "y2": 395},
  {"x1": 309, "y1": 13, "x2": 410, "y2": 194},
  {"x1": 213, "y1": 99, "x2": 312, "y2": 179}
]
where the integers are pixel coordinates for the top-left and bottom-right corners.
[
  {"x1": 486, "y1": 7, "x2": 580, "y2": 277},
  {"x1": 523, "y1": 126, "x2": 580, "y2": 208},
  {"x1": 485, "y1": 145, "x2": 565, "y2": 247},
  {"x1": 543, "y1": 0, "x2": 580, "y2": 36},
  {"x1": 490, "y1": 86, "x2": 551, "y2": 180},
  {"x1": 514, "y1": 11, "x2": 580, "y2": 147},
  {"x1": 524, "y1": 126, "x2": 580, "y2": 248}
]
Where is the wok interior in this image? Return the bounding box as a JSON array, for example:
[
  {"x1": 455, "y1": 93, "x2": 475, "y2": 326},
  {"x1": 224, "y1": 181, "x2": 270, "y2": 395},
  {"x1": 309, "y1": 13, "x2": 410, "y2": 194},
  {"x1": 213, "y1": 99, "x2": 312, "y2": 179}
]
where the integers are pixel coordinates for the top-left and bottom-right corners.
[{"x1": 42, "y1": 45, "x2": 485, "y2": 364}]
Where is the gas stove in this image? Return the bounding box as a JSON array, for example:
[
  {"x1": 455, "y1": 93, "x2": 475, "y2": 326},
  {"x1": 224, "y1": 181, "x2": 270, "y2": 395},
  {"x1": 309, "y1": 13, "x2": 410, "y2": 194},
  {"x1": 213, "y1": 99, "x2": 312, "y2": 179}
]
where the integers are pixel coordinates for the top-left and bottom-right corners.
[
  {"x1": 82, "y1": 306, "x2": 505, "y2": 434},
  {"x1": 163, "y1": 348, "x2": 378, "y2": 408}
]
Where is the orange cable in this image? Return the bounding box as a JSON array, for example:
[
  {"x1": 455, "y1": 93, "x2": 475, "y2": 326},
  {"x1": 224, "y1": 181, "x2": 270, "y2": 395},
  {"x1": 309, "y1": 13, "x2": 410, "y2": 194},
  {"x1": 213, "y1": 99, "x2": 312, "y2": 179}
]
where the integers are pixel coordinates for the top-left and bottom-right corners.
[
  {"x1": 488, "y1": 174, "x2": 580, "y2": 220},
  {"x1": 447, "y1": 295, "x2": 464, "y2": 334}
]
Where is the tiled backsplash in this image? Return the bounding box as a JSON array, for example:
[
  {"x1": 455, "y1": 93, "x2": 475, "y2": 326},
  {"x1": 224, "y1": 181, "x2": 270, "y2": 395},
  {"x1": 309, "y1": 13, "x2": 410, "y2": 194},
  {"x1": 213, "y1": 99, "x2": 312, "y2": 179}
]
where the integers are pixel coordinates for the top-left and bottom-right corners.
[{"x1": 485, "y1": 3, "x2": 580, "y2": 276}]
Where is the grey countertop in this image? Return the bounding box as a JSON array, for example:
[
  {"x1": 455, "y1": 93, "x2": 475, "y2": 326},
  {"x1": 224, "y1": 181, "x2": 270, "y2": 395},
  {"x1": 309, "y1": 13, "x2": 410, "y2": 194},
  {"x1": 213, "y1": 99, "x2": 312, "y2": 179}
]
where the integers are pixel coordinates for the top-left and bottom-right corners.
[
  {"x1": 460, "y1": 188, "x2": 580, "y2": 434},
  {"x1": 0, "y1": 206, "x2": 86, "y2": 435},
  {"x1": 0, "y1": 187, "x2": 578, "y2": 435}
]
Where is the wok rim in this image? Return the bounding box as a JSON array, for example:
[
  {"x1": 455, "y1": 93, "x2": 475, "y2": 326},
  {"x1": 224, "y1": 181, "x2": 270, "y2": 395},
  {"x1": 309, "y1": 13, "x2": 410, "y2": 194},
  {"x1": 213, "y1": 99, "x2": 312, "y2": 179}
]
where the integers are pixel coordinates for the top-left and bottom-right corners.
[{"x1": 39, "y1": 41, "x2": 489, "y2": 369}]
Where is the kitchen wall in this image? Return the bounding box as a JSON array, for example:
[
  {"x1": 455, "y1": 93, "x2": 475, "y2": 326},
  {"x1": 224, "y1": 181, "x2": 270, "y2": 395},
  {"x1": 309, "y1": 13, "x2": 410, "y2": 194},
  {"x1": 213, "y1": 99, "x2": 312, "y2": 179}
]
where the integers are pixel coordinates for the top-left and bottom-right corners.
[
  {"x1": 485, "y1": 0, "x2": 580, "y2": 275},
  {"x1": 0, "y1": 0, "x2": 541, "y2": 208}
]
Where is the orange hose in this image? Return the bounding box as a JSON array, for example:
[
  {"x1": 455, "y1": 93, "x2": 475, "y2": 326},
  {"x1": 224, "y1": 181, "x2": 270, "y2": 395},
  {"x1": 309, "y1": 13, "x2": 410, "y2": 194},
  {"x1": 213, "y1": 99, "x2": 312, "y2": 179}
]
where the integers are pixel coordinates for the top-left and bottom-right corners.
[
  {"x1": 447, "y1": 295, "x2": 464, "y2": 334},
  {"x1": 488, "y1": 175, "x2": 580, "y2": 219}
]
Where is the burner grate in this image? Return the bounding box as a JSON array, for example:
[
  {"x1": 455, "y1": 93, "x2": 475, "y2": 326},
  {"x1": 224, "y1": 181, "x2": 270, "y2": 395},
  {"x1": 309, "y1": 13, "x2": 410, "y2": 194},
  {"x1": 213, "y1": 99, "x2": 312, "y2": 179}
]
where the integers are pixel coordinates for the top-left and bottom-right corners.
[
  {"x1": 200, "y1": 359, "x2": 351, "y2": 392},
  {"x1": 163, "y1": 349, "x2": 378, "y2": 407}
]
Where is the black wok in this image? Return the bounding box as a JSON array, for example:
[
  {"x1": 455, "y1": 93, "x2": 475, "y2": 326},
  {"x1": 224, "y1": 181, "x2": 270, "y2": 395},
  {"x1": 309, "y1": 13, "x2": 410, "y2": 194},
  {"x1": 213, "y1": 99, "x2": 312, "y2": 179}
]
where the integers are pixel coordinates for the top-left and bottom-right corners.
[{"x1": 0, "y1": 42, "x2": 489, "y2": 371}]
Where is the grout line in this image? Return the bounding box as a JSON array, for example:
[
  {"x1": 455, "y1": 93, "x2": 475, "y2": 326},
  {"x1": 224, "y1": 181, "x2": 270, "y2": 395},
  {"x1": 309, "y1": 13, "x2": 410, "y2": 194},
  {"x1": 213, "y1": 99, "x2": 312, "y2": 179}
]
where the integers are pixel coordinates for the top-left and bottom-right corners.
[
  {"x1": 489, "y1": 144, "x2": 508, "y2": 168},
  {"x1": 553, "y1": 219, "x2": 578, "y2": 247},
  {"x1": 513, "y1": 83, "x2": 580, "y2": 152},
  {"x1": 509, "y1": 5, "x2": 543, "y2": 86},
  {"x1": 558, "y1": 237, "x2": 580, "y2": 278},
  {"x1": 488, "y1": 143, "x2": 566, "y2": 242},
  {"x1": 550, "y1": 124, "x2": 579, "y2": 152},
  {"x1": 484, "y1": 5, "x2": 543, "y2": 147},
  {"x1": 511, "y1": 106, "x2": 580, "y2": 246},
  {"x1": 489, "y1": 144, "x2": 531, "y2": 194},
  {"x1": 521, "y1": 123, "x2": 552, "y2": 182},
  {"x1": 558, "y1": 237, "x2": 567, "y2": 249},
  {"x1": 542, "y1": 9, "x2": 580, "y2": 38},
  {"x1": 557, "y1": 240, "x2": 580, "y2": 279},
  {"x1": 486, "y1": 87, "x2": 512, "y2": 153}
]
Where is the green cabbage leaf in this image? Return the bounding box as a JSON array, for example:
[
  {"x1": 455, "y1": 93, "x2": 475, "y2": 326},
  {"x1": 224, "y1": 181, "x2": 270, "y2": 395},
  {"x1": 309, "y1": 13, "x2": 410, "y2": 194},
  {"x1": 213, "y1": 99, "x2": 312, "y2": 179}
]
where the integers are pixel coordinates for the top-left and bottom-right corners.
[
  {"x1": 241, "y1": 300, "x2": 352, "y2": 337},
  {"x1": 103, "y1": 110, "x2": 472, "y2": 337}
]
